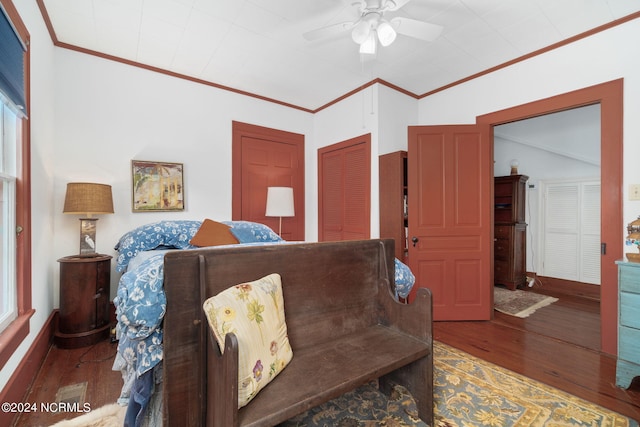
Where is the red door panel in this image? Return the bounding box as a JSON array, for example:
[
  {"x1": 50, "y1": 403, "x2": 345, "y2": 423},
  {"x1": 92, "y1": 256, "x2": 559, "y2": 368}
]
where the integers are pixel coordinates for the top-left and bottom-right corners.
[
  {"x1": 408, "y1": 125, "x2": 492, "y2": 321},
  {"x1": 232, "y1": 122, "x2": 305, "y2": 241},
  {"x1": 318, "y1": 135, "x2": 371, "y2": 242}
]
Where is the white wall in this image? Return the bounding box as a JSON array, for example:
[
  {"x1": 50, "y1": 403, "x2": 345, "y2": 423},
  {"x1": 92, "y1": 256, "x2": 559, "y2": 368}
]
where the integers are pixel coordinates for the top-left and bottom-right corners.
[
  {"x1": 417, "y1": 18, "x2": 640, "y2": 255},
  {"x1": 0, "y1": 0, "x2": 56, "y2": 391},
  {"x1": 378, "y1": 85, "x2": 419, "y2": 156}
]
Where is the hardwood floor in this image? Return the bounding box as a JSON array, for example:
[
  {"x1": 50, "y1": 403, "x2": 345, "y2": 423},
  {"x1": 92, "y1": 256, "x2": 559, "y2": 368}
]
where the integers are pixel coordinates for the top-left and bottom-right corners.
[
  {"x1": 12, "y1": 339, "x2": 122, "y2": 427},
  {"x1": 13, "y1": 286, "x2": 640, "y2": 426}
]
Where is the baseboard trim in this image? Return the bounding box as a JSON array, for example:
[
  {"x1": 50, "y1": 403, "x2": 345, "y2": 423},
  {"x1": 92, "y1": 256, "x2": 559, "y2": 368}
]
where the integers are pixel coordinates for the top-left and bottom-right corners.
[
  {"x1": 0, "y1": 311, "x2": 55, "y2": 427},
  {"x1": 528, "y1": 274, "x2": 601, "y2": 301}
]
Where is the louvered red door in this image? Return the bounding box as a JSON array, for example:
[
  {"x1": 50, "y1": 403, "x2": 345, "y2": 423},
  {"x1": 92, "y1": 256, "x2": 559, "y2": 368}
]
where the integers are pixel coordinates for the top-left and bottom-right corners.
[{"x1": 318, "y1": 134, "x2": 371, "y2": 241}]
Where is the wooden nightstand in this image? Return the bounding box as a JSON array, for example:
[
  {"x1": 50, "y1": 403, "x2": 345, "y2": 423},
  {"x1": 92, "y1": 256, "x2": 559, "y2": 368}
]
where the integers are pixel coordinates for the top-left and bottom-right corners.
[{"x1": 55, "y1": 254, "x2": 112, "y2": 349}]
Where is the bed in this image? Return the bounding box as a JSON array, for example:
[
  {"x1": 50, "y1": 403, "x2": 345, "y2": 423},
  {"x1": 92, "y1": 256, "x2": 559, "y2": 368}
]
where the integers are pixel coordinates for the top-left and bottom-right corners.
[{"x1": 111, "y1": 219, "x2": 416, "y2": 426}]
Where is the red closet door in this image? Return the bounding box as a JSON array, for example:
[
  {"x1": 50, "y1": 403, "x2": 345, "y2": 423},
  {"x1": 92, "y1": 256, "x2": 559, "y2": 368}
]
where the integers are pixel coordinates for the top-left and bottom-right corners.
[
  {"x1": 408, "y1": 125, "x2": 492, "y2": 321},
  {"x1": 318, "y1": 134, "x2": 371, "y2": 242}
]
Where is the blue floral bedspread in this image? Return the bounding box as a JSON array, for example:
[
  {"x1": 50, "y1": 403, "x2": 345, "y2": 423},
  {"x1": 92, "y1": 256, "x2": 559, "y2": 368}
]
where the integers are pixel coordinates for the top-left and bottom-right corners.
[{"x1": 113, "y1": 220, "x2": 415, "y2": 380}]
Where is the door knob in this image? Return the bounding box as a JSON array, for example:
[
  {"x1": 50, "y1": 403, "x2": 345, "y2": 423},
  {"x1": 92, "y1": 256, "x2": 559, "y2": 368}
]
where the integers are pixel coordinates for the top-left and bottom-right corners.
[{"x1": 411, "y1": 236, "x2": 419, "y2": 247}]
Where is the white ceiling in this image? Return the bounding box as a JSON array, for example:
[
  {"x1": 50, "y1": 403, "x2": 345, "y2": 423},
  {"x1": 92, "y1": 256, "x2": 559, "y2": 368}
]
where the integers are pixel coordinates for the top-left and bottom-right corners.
[{"x1": 41, "y1": 0, "x2": 640, "y2": 111}]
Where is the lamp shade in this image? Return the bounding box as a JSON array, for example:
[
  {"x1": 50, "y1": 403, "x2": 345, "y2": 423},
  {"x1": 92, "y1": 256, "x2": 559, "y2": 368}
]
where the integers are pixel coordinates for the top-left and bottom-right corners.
[
  {"x1": 63, "y1": 182, "x2": 114, "y2": 215},
  {"x1": 265, "y1": 187, "x2": 294, "y2": 217}
]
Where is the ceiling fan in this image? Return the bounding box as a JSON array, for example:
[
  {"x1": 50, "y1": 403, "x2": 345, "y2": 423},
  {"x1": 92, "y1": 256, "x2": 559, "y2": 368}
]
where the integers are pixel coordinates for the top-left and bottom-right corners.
[{"x1": 303, "y1": 0, "x2": 443, "y2": 55}]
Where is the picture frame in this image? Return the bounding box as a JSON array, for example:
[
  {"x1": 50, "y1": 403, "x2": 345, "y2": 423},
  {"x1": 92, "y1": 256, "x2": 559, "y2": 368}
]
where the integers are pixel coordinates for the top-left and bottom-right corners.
[{"x1": 131, "y1": 160, "x2": 184, "y2": 212}]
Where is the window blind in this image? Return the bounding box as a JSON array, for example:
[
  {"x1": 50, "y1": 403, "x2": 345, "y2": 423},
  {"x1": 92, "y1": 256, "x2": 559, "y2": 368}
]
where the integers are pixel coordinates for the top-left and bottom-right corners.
[{"x1": 0, "y1": 5, "x2": 26, "y2": 111}]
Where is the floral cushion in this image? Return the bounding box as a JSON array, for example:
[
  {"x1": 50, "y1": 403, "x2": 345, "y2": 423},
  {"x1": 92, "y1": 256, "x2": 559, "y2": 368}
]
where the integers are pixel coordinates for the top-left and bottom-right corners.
[{"x1": 203, "y1": 273, "x2": 293, "y2": 408}]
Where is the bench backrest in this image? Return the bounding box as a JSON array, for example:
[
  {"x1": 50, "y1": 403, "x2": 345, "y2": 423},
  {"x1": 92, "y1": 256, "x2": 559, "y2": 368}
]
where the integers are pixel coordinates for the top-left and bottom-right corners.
[
  {"x1": 200, "y1": 239, "x2": 394, "y2": 350},
  {"x1": 163, "y1": 239, "x2": 396, "y2": 426}
]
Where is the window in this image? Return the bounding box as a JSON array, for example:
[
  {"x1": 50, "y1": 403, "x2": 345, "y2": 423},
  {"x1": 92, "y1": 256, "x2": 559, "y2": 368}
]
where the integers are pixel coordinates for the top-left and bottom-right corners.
[
  {"x1": 0, "y1": 101, "x2": 17, "y2": 333},
  {"x1": 0, "y1": 0, "x2": 32, "y2": 370}
]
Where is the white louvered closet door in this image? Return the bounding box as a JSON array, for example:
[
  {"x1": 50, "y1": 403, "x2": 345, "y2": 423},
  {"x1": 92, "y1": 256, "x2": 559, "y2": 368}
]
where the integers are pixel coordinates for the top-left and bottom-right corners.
[{"x1": 541, "y1": 180, "x2": 601, "y2": 284}]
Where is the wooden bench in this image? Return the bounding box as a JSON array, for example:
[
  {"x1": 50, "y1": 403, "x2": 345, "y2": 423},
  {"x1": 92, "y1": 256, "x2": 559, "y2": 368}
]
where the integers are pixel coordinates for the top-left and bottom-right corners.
[{"x1": 163, "y1": 239, "x2": 433, "y2": 427}]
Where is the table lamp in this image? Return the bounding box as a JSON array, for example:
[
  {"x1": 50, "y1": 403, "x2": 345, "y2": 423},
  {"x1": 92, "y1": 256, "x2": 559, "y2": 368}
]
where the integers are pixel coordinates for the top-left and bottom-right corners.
[
  {"x1": 265, "y1": 187, "x2": 294, "y2": 237},
  {"x1": 63, "y1": 182, "x2": 114, "y2": 256}
]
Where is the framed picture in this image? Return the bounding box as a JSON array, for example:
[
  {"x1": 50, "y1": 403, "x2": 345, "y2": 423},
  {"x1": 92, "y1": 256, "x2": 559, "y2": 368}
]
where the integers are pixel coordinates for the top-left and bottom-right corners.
[{"x1": 132, "y1": 160, "x2": 184, "y2": 212}]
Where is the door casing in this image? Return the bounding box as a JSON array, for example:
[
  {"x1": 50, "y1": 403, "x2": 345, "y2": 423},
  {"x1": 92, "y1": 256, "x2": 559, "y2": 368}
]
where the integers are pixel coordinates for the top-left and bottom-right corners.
[{"x1": 477, "y1": 79, "x2": 623, "y2": 355}]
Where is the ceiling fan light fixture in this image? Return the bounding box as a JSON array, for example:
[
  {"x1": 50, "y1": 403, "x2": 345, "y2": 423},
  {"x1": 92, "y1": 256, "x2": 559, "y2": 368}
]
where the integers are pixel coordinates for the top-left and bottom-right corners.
[
  {"x1": 376, "y1": 21, "x2": 396, "y2": 46},
  {"x1": 352, "y1": 20, "x2": 372, "y2": 44},
  {"x1": 359, "y1": 31, "x2": 377, "y2": 55}
]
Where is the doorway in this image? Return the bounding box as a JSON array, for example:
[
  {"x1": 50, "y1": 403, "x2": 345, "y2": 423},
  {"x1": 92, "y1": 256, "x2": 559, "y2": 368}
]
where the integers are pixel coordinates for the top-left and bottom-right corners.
[
  {"x1": 494, "y1": 104, "x2": 601, "y2": 283},
  {"x1": 478, "y1": 79, "x2": 623, "y2": 355}
]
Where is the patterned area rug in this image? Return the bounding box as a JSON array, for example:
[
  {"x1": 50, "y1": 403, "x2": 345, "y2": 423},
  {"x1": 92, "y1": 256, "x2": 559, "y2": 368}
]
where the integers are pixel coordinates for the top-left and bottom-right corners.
[
  {"x1": 281, "y1": 342, "x2": 637, "y2": 427},
  {"x1": 434, "y1": 342, "x2": 636, "y2": 426},
  {"x1": 494, "y1": 286, "x2": 558, "y2": 318}
]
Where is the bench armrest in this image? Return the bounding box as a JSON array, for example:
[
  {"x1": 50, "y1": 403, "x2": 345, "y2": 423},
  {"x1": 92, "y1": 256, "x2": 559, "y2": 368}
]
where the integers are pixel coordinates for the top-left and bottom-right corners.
[{"x1": 207, "y1": 330, "x2": 240, "y2": 426}]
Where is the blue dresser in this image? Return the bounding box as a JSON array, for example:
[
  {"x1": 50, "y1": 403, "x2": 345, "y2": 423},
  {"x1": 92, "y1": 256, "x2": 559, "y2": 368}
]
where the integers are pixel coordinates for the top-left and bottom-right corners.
[{"x1": 616, "y1": 260, "x2": 640, "y2": 388}]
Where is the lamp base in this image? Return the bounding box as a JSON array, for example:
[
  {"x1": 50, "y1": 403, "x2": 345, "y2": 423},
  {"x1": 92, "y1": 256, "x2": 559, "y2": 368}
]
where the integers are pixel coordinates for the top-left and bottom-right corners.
[{"x1": 79, "y1": 218, "x2": 98, "y2": 255}]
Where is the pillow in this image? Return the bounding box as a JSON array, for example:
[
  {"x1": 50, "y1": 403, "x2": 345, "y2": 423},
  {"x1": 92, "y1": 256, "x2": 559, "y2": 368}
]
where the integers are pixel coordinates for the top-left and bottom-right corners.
[
  {"x1": 190, "y1": 219, "x2": 239, "y2": 247},
  {"x1": 394, "y1": 258, "x2": 416, "y2": 299},
  {"x1": 203, "y1": 273, "x2": 293, "y2": 408},
  {"x1": 114, "y1": 220, "x2": 201, "y2": 272},
  {"x1": 222, "y1": 221, "x2": 284, "y2": 243}
]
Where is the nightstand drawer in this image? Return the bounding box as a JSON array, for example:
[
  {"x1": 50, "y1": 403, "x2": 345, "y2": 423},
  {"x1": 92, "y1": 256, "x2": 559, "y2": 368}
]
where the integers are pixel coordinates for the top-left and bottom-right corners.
[
  {"x1": 620, "y1": 291, "x2": 640, "y2": 329},
  {"x1": 619, "y1": 325, "x2": 640, "y2": 363}
]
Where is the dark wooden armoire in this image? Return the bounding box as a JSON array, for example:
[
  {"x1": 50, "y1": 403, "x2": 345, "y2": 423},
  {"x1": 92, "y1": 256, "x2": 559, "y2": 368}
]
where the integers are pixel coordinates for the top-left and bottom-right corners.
[{"x1": 494, "y1": 175, "x2": 528, "y2": 290}]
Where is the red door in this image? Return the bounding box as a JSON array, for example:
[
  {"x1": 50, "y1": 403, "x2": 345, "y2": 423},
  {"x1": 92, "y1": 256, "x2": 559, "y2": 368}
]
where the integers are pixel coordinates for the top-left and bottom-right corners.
[
  {"x1": 408, "y1": 125, "x2": 492, "y2": 320},
  {"x1": 232, "y1": 122, "x2": 305, "y2": 241},
  {"x1": 318, "y1": 135, "x2": 371, "y2": 242}
]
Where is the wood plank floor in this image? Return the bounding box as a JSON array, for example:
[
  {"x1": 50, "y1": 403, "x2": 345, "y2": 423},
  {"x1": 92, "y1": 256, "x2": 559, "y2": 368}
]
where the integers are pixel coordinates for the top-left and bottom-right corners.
[
  {"x1": 12, "y1": 339, "x2": 122, "y2": 427},
  {"x1": 13, "y1": 286, "x2": 640, "y2": 426}
]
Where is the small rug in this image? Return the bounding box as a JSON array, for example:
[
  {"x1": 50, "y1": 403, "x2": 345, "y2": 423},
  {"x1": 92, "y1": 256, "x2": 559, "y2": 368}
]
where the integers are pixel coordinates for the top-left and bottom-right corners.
[
  {"x1": 494, "y1": 286, "x2": 558, "y2": 318},
  {"x1": 48, "y1": 403, "x2": 125, "y2": 427}
]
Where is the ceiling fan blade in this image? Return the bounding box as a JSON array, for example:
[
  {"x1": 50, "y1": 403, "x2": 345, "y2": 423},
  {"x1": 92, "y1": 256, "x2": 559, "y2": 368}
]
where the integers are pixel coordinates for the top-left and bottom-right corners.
[
  {"x1": 303, "y1": 21, "x2": 356, "y2": 41},
  {"x1": 390, "y1": 17, "x2": 443, "y2": 42},
  {"x1": 384, "y1": 0, "x2": 412, "y2": 11}
]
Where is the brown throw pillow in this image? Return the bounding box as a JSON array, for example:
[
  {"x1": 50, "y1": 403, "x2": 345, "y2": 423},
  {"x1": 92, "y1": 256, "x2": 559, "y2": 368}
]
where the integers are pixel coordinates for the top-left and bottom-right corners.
[{"x1": 190, "y1": 219, "x2": 239, "y2": 247}]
